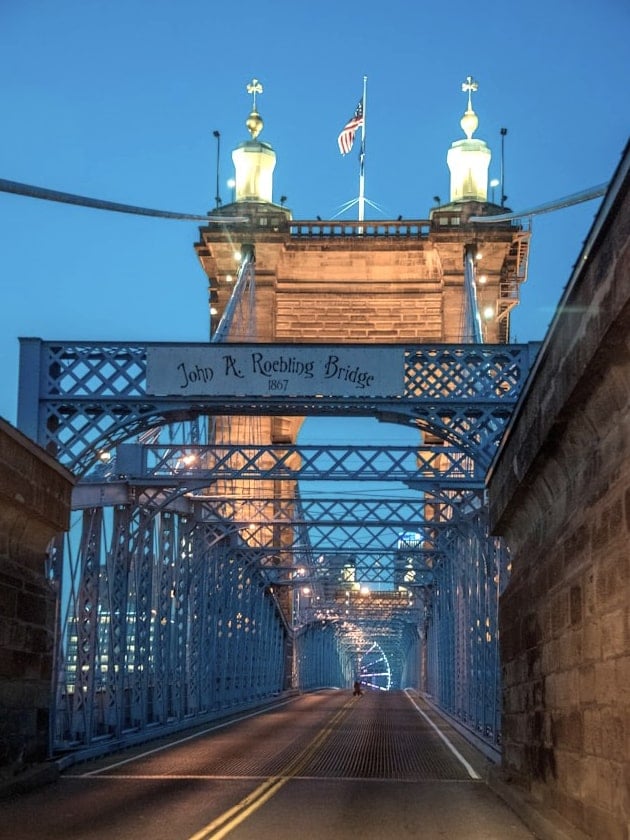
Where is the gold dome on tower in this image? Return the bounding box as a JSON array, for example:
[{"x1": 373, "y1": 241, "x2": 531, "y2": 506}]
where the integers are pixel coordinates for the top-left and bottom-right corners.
[{"x1": 246, "y1": 109, "x2": 263, "y2": 140}]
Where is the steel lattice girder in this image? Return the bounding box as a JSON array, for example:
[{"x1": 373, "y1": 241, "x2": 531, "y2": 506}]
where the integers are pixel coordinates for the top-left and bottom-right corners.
[
  {"x1": 52, "y1": 509, "x2": 290, "y2": 752},
  {"x1": 425, "y1": 514, "x2": 507, "y2": 748},
  {"x1": 190, "y1": 495, "x2": 467, "y2": 522},
  {"x1": 112, "y1": 442, "x2": 483, "y2": 488},
  {"x1": 18, "y1": 339, "x2": 538, "y2": 472},
  {"x1": 69, "y1": 484, "x2": 481, "y2": 587},
  {"x1": 73, "y1": 484, "x2": 481, "y2": 517}
]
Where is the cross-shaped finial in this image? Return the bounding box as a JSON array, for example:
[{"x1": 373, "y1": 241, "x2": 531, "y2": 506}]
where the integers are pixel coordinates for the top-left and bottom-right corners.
[
  {"x1": 246, "y1": 78, "x2": 263, "y2": 110},
  {"x1": 461, "y1": 75, "x2": 478, "y2": 111}
]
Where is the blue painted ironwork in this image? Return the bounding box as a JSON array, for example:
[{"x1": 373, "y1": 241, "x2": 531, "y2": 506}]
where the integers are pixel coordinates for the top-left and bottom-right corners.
[
  {"x1": 17, "y1": 339, "x2": 537, "y2": 473},
  {"x1": 425, "y1": 509, "x2": 508, "y2": 750},
  {"x1": 294, "y1": 622, "x2": 351, "y2": 691},
  {"x1": 51, "y1": 506, "x2": 289, "y2": 754},
  {"x1": 17, "y1": 337, "x2": 536, "y2": 759},
  {"x1": 112, "y1": 442, "x2": 483, "y2": 488}
]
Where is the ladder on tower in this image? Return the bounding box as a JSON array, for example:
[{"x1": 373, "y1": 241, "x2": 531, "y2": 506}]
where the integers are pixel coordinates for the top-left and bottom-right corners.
[{"x1": 496, "y1": 231, "x2": 530, "y2": 342}]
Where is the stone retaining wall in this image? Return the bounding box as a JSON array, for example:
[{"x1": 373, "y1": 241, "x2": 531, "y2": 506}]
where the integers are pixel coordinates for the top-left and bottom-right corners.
[
  {"x1": 0, "y1": 419, "x2": 74, "y2": 775},
  {"x1": 488, "y1": 147, "x2": 630, "y2": 839}
]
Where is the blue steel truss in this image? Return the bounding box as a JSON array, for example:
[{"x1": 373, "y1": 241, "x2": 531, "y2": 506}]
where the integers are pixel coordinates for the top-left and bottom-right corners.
[
  {"x1": 51, "y1": 514, "x2": 289, "y2": 753},
  {"x1": 111, "y1": 442, "x2": 484, "y2": 489},
  {"x1": 17, "y1": 338, "x2": 537, "y2": 758},
  {"x1": 18, "y1": 339, "x2": 537, "y2": 473}
]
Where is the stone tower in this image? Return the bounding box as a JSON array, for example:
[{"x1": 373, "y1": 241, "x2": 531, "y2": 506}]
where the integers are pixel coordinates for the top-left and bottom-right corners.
[
  {"x1": 193, "y1": 75, "x2": 531, "y2": 631},
  {"x1": 195, "y1": 76, "x2": 529, "y2": 361}
]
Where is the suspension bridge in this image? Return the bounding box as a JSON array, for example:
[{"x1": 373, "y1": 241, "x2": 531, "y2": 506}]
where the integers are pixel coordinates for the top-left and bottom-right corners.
[{"x1": 2, "y1": 82, "x2": 628, "y2": 839}]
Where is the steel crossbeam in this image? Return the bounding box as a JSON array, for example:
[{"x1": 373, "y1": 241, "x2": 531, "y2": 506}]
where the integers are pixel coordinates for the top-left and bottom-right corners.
[
  {"x1": 194, "y1": 495, "x2": 459, "y2": 523},
  {"x1": 228, "y1": 544, "x2": 443, "y2": 569},
  {"x1": 70, "y1": 476, "x2": 478, "y2": 578},
  {"x1": 193, "y1": 492, "x2": 480, "y2": 520},
  {"x1": 72, "y1": 484, "x2": 482, "y2": 525},
  {"x1": 229, "y1": 521, "x2": 442, "y2": 553},
  {"x1": 18, "y1": 339, "x2": 538, "y2": 472},
  {"x1": 114, "y1": 442, "x2": 482, "y2": 487}
]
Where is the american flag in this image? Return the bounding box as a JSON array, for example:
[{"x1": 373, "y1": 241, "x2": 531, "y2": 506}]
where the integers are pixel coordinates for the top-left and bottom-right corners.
[{"x1": 337, "y1": 99, "x2": 364, "y2": 155}]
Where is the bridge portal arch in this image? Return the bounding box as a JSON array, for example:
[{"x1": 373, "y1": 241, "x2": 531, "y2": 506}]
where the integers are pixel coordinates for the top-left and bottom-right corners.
[{"x1": 17, "y1": 333, "x2": 533, "y2": 758}]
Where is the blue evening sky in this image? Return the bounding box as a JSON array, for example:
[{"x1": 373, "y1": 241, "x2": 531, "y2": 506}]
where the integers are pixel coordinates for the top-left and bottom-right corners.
[{"x1": 0, "y1": 0, "x2": 628, "y2": 432}]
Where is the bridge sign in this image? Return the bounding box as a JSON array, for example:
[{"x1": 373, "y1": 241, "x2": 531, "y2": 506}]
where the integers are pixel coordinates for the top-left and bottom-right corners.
[{"x1": 146, "y1": 344, "x2": 405, "y2": 397}]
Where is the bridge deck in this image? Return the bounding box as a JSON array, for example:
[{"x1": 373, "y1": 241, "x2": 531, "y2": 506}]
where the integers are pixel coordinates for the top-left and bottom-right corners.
[{"x1": 2, "y1": 691, "x2": 535, "y2": 839}]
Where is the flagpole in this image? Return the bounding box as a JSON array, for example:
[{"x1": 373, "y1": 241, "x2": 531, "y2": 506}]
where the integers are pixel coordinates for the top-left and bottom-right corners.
[{"x1": 358, "y1": 75, "x2": 367, "y2": 222}]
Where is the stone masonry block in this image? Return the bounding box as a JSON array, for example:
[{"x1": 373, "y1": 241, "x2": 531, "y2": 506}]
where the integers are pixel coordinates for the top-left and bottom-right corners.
[
  {"x1": 599, "y1": 709, "x2": 627, "y2": 763},
  {"x1": 593, "y1": 756, "x2": 628, "y2": 814},
  {"x1": 558, "y1": 628, "x2": 584, "y2": 670},
  {"x1": 615, "y1": 655, "x2": 630, "y2": 704},
  {"x1": 594, "y1": 659, "x2": 618, "y2": 705},
  {"x1": 595, "y1": 560, "x2": 620, "y2": 610},
  {"x1": 552, "y1": 708, "x2": 584, "y2": 752},
  {"x1": 554, "y1": 749, "x2": 585, "y2": 799},
  {"x1": 550, "y1": 591, "x2": 570, "y2": 637},
  {"x1": 583, "y1": 618, "x2": 602, "y2": 662},
  {"x1": 582, "y1": 707, "x2": 601, "y2": 756},
  {"x1": 555, "y1": 669, "x2": 581, "y2": 709},
  {"x1": 578, "y1": 663, "x2": 597, "y2": 706},
  {"x1": 570, "y1": 583, "x2": 583, "y2": 626},
  {"x1": 584, "y1": 803, "x2": 629, "y2": 840},
  {"x1": 600, "y1": 608, "x2": 627, "y2": 659},
  {"x1": 583, "y1": 569, "x2": 597, "y2": 619}
]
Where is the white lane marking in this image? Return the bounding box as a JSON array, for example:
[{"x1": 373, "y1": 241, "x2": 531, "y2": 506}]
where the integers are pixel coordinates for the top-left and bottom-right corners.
[
  {"x1": 404, "y1": 690, "x2": 481, "y2": 780},
  {"x1": 77, "y1": 696, "x2": 300, "y2": 777}
]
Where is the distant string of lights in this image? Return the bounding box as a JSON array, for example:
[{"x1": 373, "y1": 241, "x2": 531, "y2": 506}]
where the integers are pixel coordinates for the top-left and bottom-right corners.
[{"x1": 0, "y1": 178, "x2": 248, "y2": 223}]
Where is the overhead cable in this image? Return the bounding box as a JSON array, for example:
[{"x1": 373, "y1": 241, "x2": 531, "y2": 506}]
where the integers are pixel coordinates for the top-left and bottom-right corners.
[
  {"x1": 470, "y1": 182, "x2": 609, "y2": 223},
  {"x1": 0, "y1": 177, "x2": 248, "y2": 223}
]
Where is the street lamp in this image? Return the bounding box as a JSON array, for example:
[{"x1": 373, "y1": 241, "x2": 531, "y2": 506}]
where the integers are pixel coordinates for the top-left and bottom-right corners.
[
  {"x1": 500, "y1": 128, "x2": 508, "y2": 206},
  {"x1": 213, "y1": 130, "x2": 221, "y2": 208}
]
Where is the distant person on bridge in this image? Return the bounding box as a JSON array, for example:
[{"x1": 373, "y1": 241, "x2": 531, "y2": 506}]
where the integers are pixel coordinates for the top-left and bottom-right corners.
[{"x1": 353, "y1": 680, "x2": 362, "y2": 696}]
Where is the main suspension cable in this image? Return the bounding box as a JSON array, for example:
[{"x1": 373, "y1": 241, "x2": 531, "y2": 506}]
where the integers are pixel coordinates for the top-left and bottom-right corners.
[{"x1": 0, "y1": 177, "x2": 248, "y2": 223}]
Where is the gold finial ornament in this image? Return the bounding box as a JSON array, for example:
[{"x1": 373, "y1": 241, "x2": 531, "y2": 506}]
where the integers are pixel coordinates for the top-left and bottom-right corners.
[
  {"x1": 460, "y1": 75, "x2": 479, "y2": 140},
  {"x1": 462, "y1": 75, "x2": 478, "y2": 110},
  {"x1": 232, "y1": 77, "x2": 276, "y2": 203},
  {"x1": 447, "y1": 74, "x2": 490, "y2": 203},
  {"x1": 247, "y1": 78, "x2": 263, "y2": 109},
  {"x1": 245, "y1": 78, "x2": 264, "y2": 139}
]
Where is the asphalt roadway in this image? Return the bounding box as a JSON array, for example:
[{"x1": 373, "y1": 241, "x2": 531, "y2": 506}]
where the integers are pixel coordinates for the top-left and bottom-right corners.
[{"x1": 0, "y1": 690, "x2": 537, "y2": 840}]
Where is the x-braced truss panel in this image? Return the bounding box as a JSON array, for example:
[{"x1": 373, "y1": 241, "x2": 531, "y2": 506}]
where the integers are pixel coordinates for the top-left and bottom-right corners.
[
  {"x1": 114, "y1": 442, "x2": 483, "y2": 489},
  {"x1": 18, "y1": 339, "x2": 538, "y2": 472}
]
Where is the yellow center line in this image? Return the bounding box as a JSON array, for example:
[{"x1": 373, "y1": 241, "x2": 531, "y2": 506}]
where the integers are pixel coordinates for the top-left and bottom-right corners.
[{"x1": 187, "y1": 697, "x2": 355, "y2": 840}]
